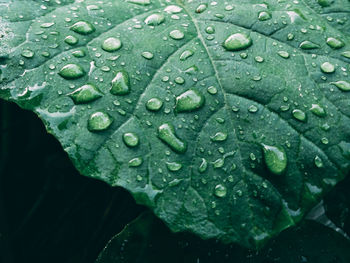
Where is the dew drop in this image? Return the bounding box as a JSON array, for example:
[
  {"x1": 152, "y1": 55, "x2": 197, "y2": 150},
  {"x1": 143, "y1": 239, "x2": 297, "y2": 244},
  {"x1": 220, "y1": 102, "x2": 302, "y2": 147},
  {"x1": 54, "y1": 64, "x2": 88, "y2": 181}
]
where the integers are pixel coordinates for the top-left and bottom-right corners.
[
  {"x1": 205, "y1": 26, "x2": 215, "y2": 34},
  {"x1": 210, "y1": 132, "x2": 227, "y2": 142},
  {"x1": 70, "y1": 21, "x2": 95, "y2": 35},
  {"x1": 175, "y1": 89, "x2": 205, "y2": 112},
  {"x1": 68, "y1": 84, "x2": 103, "y2": 104},
  {"x1": 223, "y1": 33, "x2": 252, "y2": 51},
  {"x1": 21, "y1": 49, "x2": 35, "y2": 58},
  {"x1": 258, "y1": 11, "x2": 271, "y2": 21},
  {"x1": 332, "y1": 80, "x2": 350, "y2": 91},
  {"x1": 164, "y1": 5, "x2": 182, "y2": 14},
  {"x1": 146, "y1": 98, "x2": 163, "y2": 111},
  {"x1": 111, "y1": 71, "x2": 130, "y2": 95},
  {"x1": 129, "y1": 157, "x2": 143, "y2": 167},
  {"x1": 158, "y1": 123, "x2": 187, "y2": 153},
  {"x1": 141, "y1": 51, "x2": 154, "y2": 60},
  {"x1": 277, "y1": 51, "x2": 290, "y2": 59},
  {"x1": 88, "y1": 111, "x2": 113, "y2": 132},
  {"x1": 314, "y1": 155, "x2": 324, "y2": 168},
  {"x1": 299, "y1": 41, "x2": 320, "y2": 50},
  {"x1": 207, "y1": 86, "x2": 217, "y2": 95},
  {"x1": 320, "y1": 62, "x2": 335, "y2": 73},
  {"x1": 198, "y1": 158, "x2": 208, "y2": 173},
  {"x1": 262, "y1": 144, "x2": 287, "y2": 175},
  {"x1": 292, "y1": 109, "x2": 307, "y2": 122},
  {"x1": 326, "y1": 37, "x2": 345, "y2": 49},
  {"x1": 341, "y1": 51, "x2": 350, "y2": 58},
  {"x1": 126, "y1": 0, "x2": 150, "y2": 5},
  {"x1": 180, "y1": 50, "x2": 194, "y2": 61},
  {"x1": 58, "y1": 64, "x2": 85, "y2": 79},
  {"x1": 169, "y1": 29, "x2": 184, "y2": 40},
  {"x1": 310, "y1": 104, "x2": 326, "y2": 117},
  {"x1": 123, "y1": 132, "x2": 139, "y2": 147},
  {"x1": 214, "y1": 184, "x2": 227, "y2": 198},
  {"x1": 145, "y1": 13, "x2": 165, "y2": 26},
  {"x1": 72, "y1": 50, "x2": 86, "y2": 57},
  {"x1": 102, "y1": 37, "x2": 122, "y2": 52},
  {"x1": 196, "y1": 4, "x2": 207, "y2": 13},
  {"x1": 166, "y1": 162, "x2": 182, "y2": 172}
]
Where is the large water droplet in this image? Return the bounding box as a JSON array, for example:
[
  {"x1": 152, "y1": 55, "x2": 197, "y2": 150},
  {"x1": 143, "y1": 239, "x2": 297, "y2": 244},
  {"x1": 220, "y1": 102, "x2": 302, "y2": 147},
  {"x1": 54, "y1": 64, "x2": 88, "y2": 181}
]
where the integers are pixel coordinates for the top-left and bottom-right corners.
[
  {"x1": 123, "y1": 132, "x2": 139, "y2": 147},
  {"x1": 341, "y1": 51, "x2": 350, "y2": 58},
  {"x1": 332, "y1": 80, "x2": 350, "y2": 91},
  {"x1": 310, "y1": 104, "x2": 326, "y2": 117},
  {"x1": 292, "y1": 109, "x2": 307, "y2": 122},
  {"x1": 214, "y1": 184, "x2": 227, "y2": 198},
  {"x1": 146, "y1": 98, "x2": 163, "y2": 111},
  {"x1": 68, "y1": 84, "x2": 103, "y2": 104},
  {"x1": 111, "y1": 71, "x2": 130, "y2": 95},
  {"x1": 145, "y1": 13, "x2": 165, "y2": 26},
  {"x1": 175, "y1": 89, "x2": 205, "y2": 112},
  {"x1": 88, "y1": 111, "x2": 113, "y2": 132},
  {"x1": 164, "y1": 5, "x2": 182, "y2": 14},
  {"x1": 223, "y1": 33, "x2": 252, "y2": 51},
  {"x1": 158, "y1": 123, "x2": 187, "y2": 153},
  {"x1": 258, "y1": 11, "x2": 271, "y2": 21},
  {"x1": 320, "y1": 62, "x2": 335, "y2": 73},
  {"x1": 166, "y1": 162, "x2": 182, "y2": 172},
  {"x1": 169, "y1": 29, "x2": 184, "y2": 40},
  {"x1": 102, "y1": 37, "x2": 122, "y2": 52},
  {"x1": 262, "y1": 144, "x2": 287, "y2": 175},
  {"x1": 210, "y1": 132, "x2": 227, "y2": 142},
  {"x1": 129, "y1": 157, "x2": 143, "y2": 167},
  {"x1": 70, "y1": 21, "x2": 95, "y2": 35},
  {"x1": 326, "y1": 37, "x2": 345, "y2": 49},
  {"x1": 58, "y1": 64, "x2": 85, "y2": 79},
  {"x1": 299, "y1": 41, "x2": 320, "y2": 49}
]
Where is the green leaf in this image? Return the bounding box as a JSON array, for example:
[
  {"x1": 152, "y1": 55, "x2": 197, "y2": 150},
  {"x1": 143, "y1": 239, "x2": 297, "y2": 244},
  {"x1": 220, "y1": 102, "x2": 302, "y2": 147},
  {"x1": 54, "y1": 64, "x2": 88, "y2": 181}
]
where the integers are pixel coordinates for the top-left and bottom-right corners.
[
  {"x1": 96, "y1": 212, "x2": 350, "y2": 263},
  {"x1": 1, "y1": 0, "x2": 350, "y2": 248}
]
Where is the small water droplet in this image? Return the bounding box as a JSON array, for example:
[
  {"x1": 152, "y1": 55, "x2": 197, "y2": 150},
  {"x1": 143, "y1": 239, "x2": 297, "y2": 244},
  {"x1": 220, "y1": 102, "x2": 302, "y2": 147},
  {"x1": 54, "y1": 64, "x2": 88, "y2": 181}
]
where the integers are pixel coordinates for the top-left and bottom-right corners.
[
  {"x1": 146, "y1": 98, "x2": 163, "y2": 111},
  {"x1": 145, "y1": 13, "x2": 165, "y2": 26},
  {"x1": 205, "y1": 26, "x2": 215, "y2": 34},
  {"x1": 207, "y1": 86, "x2": 217, "y2": 95},
  {"x1": 111, "y1": 71, "x2": 130, "y2": 95},
  {"x1": 310, "y1": 104, "x2": 326, "y2": 117},
  {"x1": 258, "y1": 11, "x2": 271, "y2": 21},
  {"x1": 72, "y1": 50, "x2": 86, "y2": 57},
  {"x1": 198, "y1": 158, "x2": 208, "y2": 173},
  {"x1": 102, "y1": 37, "x2": 122, "y2": 52},
  {"x1": 331, "y1": 80, "x2": 350, "y2": 91},
  {"x1": 123, "y1": 132, "x2": 139, "y2": 147},
  {"x1": 21, "y1": 49, "x2": 35, "y2": 58},
  {"x1": 129, "y1": 157, "x2": 143, "y2": 167},
  {"x1": 326, "y1": 37, "x2": 345, "y2": 49},
  {"x1": 210, "y1": 132, "x2": 227, "y2": 142},
  {"x1": 341, "y1": 51, "x2": 350, "y2": 58},
  {"x1": 164, "y1": 5, "x2": 182, "y2": 14},
  {"x1": 166, "y1": 161, "x2": 182, "y2": 172},
  {"x1": 214, "y1": 184, "x2": 227, "y2": 198},
  {"x1": 169, "y1": 29, "x2": 184, "y2": 40},
  {"x1": 262, "y1": 144, "x2": 287, "y2": 175},
  {"x1": 58, "y1": 64, "x2": 85, "y2": 79},
  {"x1": 141, "y1": 51, "x2": 154, "y2": 60},
  {"x1": 175, "y1": 89, "x2": 205, "y2": 112},
  {"x1": 223, "y1": 33, "x2": 252, "y2": 51},
  {"x1": 64, "y1": 35, "x2": 79, "y2": 45},
  {"x1": 320, "y1": 62, "x2": 335, "y2": 73},
  {"x1": 277, "y1": 51, "x2": 290, "y2": 58},
  {"x1": 180, "y1": 50, "x2": 194, "y2": 61},
  {"x1": 68, "y1": 84, "x2": 103, "y2": 104},
  {"x1": 88, "y1": 111, "x2": 113, "y2": 132},
  {"x1": 299, "y1": 41, "x2": 320, "y2": 49},
  {"x1": 292, "y1": 109, "x2": 307, "y2": 122},
  {"x1": 314, "y1": 155, "x2": 324, "y2": 168},
  {"x1": 196, "y1": 4, "x2": 207, "y2": 13},
  {"x1": 70, "y1": 21, "x2": 95, "y2": 35},
  {"x1": 158, "y1": 123, "x2": 187, "y2": 153}
]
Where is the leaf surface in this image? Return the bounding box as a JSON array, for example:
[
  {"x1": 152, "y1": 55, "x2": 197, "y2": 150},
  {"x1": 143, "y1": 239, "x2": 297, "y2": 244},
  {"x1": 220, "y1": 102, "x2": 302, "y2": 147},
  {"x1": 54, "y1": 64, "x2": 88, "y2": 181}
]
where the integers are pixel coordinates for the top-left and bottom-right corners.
[{"x1": 1, "y1": 0, "x2": 350, "y2": 248}]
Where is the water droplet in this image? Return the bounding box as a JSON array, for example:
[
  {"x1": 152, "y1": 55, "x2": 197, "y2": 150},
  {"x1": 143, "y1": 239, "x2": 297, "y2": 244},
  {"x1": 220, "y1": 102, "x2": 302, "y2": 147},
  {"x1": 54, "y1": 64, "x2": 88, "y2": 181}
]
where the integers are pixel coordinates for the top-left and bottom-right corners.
[
  {"x1": 158, "y1": 123, "x2": 187, "y2": 153},
  {"x1": 164, "y1": 5, "x2": 182, "y2": 14},
  {"x1": 258, "y1": 11, "x2": 271, "y2": 21},
  {"x1": 174, "y1": 77, "x2": 185, "y2": 85},
  {"x1": 175, "y1": 89, "x2": 205, "y2": 112},
  {"x1": 207, "y1": 86, "x2": 217, "y2": 95},
  {"x1": 210, "y1": 132, "x2": 227, "y2": 142},
  {"x1": 320, "y1": 62, "x2": 335, "y2": 73},
  {"x1": 341, "y1": 51, "x2": 350, "y2": 58},
  {"x1": 146, "y1": 98, "x2": 163, "y2": 111},
  {"x1": 223, "y1": 33, "x2": 252, "y2": 51},
  {"x1": 72, "y1": 50, "x2": 86, "y2": 57},
  {"x1": 277, "y1": 51, "x2": 290, "y2": 58},
  {"x1": 205, "y1": 26, "x2": 215, "y2": 34},
  {"x1": 196, "y1": 4, "x2": 207, "y2": 13},
  {"x1": 262, "y1": 144, "x2": 287, "y2": 175},
  {"x1": 314, "y1": 156, "x2": 324, "y2": 168},
  {"x1": 88, "y1": 111, "x2": 113, "y2": 132},
  {"x1": 127, "y1": 0, "x2": 150, "y2": 5},
  {"x1": 70, "y1": 21, "x2": 95, "y2": 35},
  {"x1": 141, "y1": 51, "x2": 154, "y2": 60},
  {"x1": 292, "y1": 109, "x2": 307, "y2": 122},
  {"x1": 145, "y1": 13, "x2": 165, "y2": 26},
  {"x1": 64, "y1": 35, "x2": 78, "y2": 45},
  {"x1": 198, "y1": 158, "x2": 208, "y2": 173},
  {"x1": 213, "y1": 158, "x2": 224, "y2": 168},
  {"x1": 310, "y1": 104, "x2": 326, "y2": 117},
  {"x1": 321, "y1": 137, "x2": 329, "y2": 144},
  {"x1": 68, "y1": 84, "x2": 103, "y2": 104},
  {"x1": 111, "y1": 71, "x2": 130, "y2": 95},
  {"x1": 123, "y1": 132, "x2": 139, "y2": 147},
  {"x1": 102, "y1": 37, "x2": 122, "y2": 52},
  {"x1": 299, "y1": 41, "x2": 320, "y2": 49},
  {"x1": 326, "y1": 37, "x2": 345, "y2": 49},
  {"x1": 129, "y1": 157, "x2": 143, "y2": 167},
  {"x1": 248, "y1": 105, "x2": 258, "y2": 113},
  {"x1": 169, "y1": 29, "x2": 184, "y2": 40},
  {"x1": 58, "y1": 64, "x2": 85, "y2": 79},
  {"x1": 214, "y1": 184, "x2": 227, "y2": 198},
  {"x1": 332, "y1": 80, "x2": 350, "y2": 91},
  {"x1": 166, "y1": 162, "x2": 182, "y2": 172},
  {"x1": 180, "y1": 50, "x2": 194, "y2": 61},
  {"x1": 21, "y1": 49, "x2": 34, "y2": 58}
]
